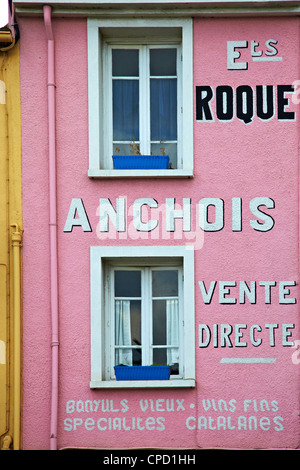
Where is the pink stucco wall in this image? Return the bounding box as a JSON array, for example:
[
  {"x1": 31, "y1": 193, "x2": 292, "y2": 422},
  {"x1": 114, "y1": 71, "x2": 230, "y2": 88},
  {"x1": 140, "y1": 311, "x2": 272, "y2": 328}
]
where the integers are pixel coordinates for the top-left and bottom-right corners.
[{"x1": 20, "y1": 15, "x2": 300, "y2": 450}]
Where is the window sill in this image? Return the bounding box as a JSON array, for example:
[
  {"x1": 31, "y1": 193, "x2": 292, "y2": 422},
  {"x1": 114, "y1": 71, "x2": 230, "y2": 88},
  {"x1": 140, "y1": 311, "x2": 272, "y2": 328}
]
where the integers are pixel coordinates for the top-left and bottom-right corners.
[
  {"x1": 90, "y1": 379, "x2": 196, "y2": 389},
  {"x1": 88, "y1": 169, "x2": 194, "y2": 178}
]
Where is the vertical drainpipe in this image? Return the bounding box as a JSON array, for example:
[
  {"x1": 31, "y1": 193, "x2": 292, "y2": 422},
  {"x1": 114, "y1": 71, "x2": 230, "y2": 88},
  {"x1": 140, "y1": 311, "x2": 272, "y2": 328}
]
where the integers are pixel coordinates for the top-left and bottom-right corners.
[
  {"x1": 11, "y1": 224, "x2": 22, "y2": 450},
  {"x1": 43, "y1": 5, "x2": 59, "y2": 451}
]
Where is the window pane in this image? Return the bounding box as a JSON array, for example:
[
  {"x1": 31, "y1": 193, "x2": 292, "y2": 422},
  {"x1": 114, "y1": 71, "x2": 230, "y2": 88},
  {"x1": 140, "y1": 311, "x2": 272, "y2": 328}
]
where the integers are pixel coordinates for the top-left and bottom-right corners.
[
  {"x1": 115, "y1": 270, "x2": 141, "y2": 297},
  {"x1": 113, "y1": 143, "x2": 140, "y2": 156},
  {"x1": 115, "y1": 299, "x2": 141, "y2": 366},
  {"x1": 115, "y1": 349, "x2": 142, "y2": 366},
  {"x1": 153, "y1": 348, "x2": 167, "y2": 365},
  {"x1": 152, "y1": 300, "x2": 166, "y2": 346},
  {"x1": 151, "y1": 143, "x2": 177, "y2": 169},
  {"x1": 150, "y1": 48, "x2": 177, "y2": 76},
  {"x1": 152, "y1": 348, "x2": 179, "y2": 373},
  {"x1": 152, "y1": 297, "x2": 179, "y2": 369},
  {"x1": 130, "y1": 300, "x2": 142, "y2": 347},
  {"x1": 152, "y1": 270, "x2": 178, "y2": 297},
  {"x1": 150, "y1": 79, "x2": 177, "y2": 141},
  {"x1": 113, "y1": 80, "x2": 139, "y2": 141},
  {"x1": 153, "y1": 298, "x2": 179, "y2": 344},
  {"x1": 112, "y1": 49, "x2": 139, "y2": 77},
  {"x1": 115, "y1": 300, "x2": 141, "y2": 345}
]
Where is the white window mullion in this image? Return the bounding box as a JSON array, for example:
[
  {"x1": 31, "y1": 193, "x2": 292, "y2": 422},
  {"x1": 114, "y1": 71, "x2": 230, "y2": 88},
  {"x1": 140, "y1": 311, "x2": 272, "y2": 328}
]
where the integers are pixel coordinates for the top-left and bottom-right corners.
[
  {"x1": 104, "y1": 44, "x2": 113, "y2": 169},
  {"x1": 148, "y1": 267, "x2": 153, "y2": 365},
  {"x1": 109, "y1": 267, "x2": 115, "y2": 379},
  {"x1": 141, "y1": 267, "x2": 151, "y2": 365},
  {"x1": 177, "y1": 45, "x2": 183, "y2": 169},
  {"x1": 139, "y1": 46, "x2": 150, "y2": 155},
  {"x1": 178, "y1": 266, "x2": 184, "y2": 377},
  {"x1": 150, "y1": 267, "x2": 154, "y2": 367}
]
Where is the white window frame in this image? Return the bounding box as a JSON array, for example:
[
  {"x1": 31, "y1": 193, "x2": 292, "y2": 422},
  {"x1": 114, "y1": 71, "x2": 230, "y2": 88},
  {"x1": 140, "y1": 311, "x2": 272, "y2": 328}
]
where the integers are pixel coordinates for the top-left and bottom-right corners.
[
  {"x1": 106, "y1": 44, "x2": 181, "y2": 169},
  {"x1": 90, "y1": 246, "x2": 195, "y2": 388},
  {"x1": 107, "y1": 264, "x2": 183, "y2": 378},
  {"x1": 87, "y1": 18, "x2": 194, "y2": 178}
]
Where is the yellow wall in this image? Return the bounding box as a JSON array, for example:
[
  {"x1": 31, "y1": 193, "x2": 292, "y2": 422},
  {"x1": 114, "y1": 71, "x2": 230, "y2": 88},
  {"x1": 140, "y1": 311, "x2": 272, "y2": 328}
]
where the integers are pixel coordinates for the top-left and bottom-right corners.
[{"x1": 0, "y1": 41, "x2": 22, "y2": 450}]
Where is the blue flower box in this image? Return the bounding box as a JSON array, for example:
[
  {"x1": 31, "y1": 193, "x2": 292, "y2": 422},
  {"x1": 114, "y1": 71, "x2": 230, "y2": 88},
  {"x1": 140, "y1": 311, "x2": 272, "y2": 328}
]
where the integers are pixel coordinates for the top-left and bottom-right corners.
[
  {"x1": 112, "y1": 155, "x2": 169, "y2": 170},
  {"x1": 114, "y1": 365, "x2": 171, "y2": 381}
]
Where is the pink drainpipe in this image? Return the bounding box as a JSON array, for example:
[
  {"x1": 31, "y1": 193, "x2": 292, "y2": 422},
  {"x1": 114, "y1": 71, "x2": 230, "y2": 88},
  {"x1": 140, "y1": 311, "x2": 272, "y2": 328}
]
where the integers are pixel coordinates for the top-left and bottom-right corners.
[{"x1": 43, "y1": 5, "x2": 59, "y2": 451}]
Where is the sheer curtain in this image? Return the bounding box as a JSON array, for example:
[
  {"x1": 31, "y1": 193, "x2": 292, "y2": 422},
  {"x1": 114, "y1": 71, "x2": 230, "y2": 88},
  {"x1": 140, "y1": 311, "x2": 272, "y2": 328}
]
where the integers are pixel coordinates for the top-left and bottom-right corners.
[
  {"x1": 166, "y1": 299, "x2": 179, "y2": 364},
  {"x1": 115, "y1": 299, "x2": 179, "y2": 366},
  {"x1": 115, "y1": 300, "x2": 132, "y2": 366}
]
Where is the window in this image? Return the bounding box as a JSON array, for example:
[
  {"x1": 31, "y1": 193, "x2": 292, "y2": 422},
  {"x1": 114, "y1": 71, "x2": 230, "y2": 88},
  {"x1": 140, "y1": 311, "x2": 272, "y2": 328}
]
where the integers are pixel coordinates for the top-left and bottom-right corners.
[
  {"x1": 90, "y1": 246, "x2": 195, "y2": 388},
  {"x1": 111, "y1": 266, "x2": 182, "y2": 375},
  {"x1": 110, "y1": 46, "x2": 179, "y2": 169},
  {"x1": 88, "y1": 18, "x2": 193, "y2": 178}
]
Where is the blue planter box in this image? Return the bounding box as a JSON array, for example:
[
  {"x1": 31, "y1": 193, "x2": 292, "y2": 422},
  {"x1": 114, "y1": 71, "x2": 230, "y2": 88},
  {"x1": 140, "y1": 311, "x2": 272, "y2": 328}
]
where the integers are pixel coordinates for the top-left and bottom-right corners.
[
  {"x1": 114, "y1": 365, "x2": 171, "y2": 381},
  {"x1": 113, "y1": 155, "x2": 169, "y2": 170}
]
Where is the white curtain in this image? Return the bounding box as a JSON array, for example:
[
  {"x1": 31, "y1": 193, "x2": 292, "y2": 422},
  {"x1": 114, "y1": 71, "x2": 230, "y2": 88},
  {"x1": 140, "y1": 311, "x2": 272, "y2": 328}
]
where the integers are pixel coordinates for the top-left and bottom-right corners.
[
  {"x1": 166, "y1": 299, "x2": 179, "y2": 364},
  {"x1": 115, "y1": 300, "x2": 132, "y2": 366}
]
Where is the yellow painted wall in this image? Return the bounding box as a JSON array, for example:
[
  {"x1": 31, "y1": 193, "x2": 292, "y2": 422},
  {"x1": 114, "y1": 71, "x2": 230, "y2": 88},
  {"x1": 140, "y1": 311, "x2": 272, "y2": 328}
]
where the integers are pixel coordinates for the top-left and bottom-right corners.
[{"x1": 0, "y1": 41, "x2": 22, "y2": 450}]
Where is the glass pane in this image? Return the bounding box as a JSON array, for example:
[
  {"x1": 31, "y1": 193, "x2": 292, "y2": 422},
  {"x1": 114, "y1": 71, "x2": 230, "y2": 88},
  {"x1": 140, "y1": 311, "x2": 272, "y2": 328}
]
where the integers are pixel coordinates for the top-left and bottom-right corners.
[
  {"x1": 150, "y1": 78, "x2": 177, "y2": 141},
  {"x1": 112, "y1": 49, "x2": 139, "y2": 77},
  {"x1": 114, "y1": 300, "x2": 141, "y2": 345},
  {"x1": 170, "y1": 360, "x2": 179, "y2": 375},
  {"x1": 152, "y1": 348, "x2": 179, "y2": 371},
  {"x1": 150, "y1": 48, "x2": 177, "y2": 76},
  {"x1": 132, "y1": 348, "x2": 142, "y2": 366},
  {"x1": 130, "y1": 300, "x2": 142, "y2": 347},
  {"x1": 113, "y1": 143, "x2": 140, "y2": 156},
  {"x1": 153, "y1": 349, "x2": 179, "y2": 373},
  {"x1": 114, "y1": 299, "x2": 141, "y2": 366},
  {"x1": 153, "y1": 348, "x2": 167, "y2": 366},
  {"x1": 153, "y1": 299, "x2": 179, "y2": 347},
  {"x1": 152, "y1": 300, "x2": 166, "y2": 346},
  {"x1": 115, "y1": 270, "x2": 141, "y2": 297},
  {"x1": 151, "y1": 143, "x2": 177, "y2": 169},
  {"x1": 113, "y1": 79, "x2": 139, "y2": 141},
  {"x1": 115, "y1": 349, "x2": 142, "y2": 366},
  {"x1": 152, "y1": 270, "x2": 178, "y2": 297},
  {"x1": 115, "y1": 300, "x2": 140, "y2": 345}
]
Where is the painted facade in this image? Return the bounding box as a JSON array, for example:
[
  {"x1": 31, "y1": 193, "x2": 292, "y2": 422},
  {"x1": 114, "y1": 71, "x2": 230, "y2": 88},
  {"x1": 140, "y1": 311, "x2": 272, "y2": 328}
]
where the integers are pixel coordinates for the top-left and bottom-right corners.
[
  {"x1": 0, "y1": 1, "x2": 22, "y2": 451},
  {"x1": 14, "y1": 0, "x2": 299, "y2": 451}
]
